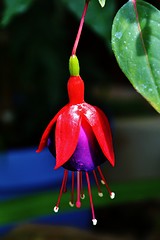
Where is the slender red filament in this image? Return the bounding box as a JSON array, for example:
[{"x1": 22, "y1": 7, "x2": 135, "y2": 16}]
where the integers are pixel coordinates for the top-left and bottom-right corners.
[
  {"x1": 69, "y1": 171, "x2": 75, "y2": 206},
  {"x1": 92, "y1": 170, "x2": 103, "y2": 196},
  {"x1": 86, "y1": 172, "x2": 97, "y2": 225},
  {"x1": 63, "y1": 171, "x2": 68, "y2": 193},
  {"x1": 54, "y1": 170, "x2": 68, "y2": 209},
  {"x1": 80, "y1": 171, "x2": 85, "y2": 199},
  {"x1": 54, "y1": 167, "x2": 114, "y2": 225},
  {"x1": 97, "y1": 166, "x2": 112, "y2": 195},
  {"x1": 76, "y1": 171, "x2": 81, "y2": 208}
]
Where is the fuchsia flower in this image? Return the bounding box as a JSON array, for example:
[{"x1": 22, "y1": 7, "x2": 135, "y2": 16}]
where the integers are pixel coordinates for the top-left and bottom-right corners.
[{"x1": 37, "y1": 55, "x2": 115, "y2": 225}]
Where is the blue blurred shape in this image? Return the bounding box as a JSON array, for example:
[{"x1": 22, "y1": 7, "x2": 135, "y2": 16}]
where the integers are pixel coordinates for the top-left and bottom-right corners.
[{"x1": 0, "y1": 147, "x2": 65, "y2": 199}]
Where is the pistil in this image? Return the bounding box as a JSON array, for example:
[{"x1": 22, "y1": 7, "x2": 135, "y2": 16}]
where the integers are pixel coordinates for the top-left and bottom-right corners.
[
  {"x1": 86, "y1": 172, "x2": 97, "y2": 225},
  {"x1": 76, "y1": 171, "x2": 81, "y2": 208}
]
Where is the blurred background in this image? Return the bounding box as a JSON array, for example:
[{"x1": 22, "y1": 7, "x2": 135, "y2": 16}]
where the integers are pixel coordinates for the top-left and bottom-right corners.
[{"x1": 0, "y1": 0, "x2": 160, "y2": 239}]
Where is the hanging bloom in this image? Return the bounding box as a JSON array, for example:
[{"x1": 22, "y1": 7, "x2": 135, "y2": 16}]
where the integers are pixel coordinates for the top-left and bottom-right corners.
[{"x1": 37, "y1": 55, "x2": 115, "y2": 225}]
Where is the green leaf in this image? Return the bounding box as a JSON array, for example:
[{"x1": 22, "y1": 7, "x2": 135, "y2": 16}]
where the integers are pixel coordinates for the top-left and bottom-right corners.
[
  {"x1": 98, "y1": 0, "x2": 106, "y2": 8},
  {"x1": 62, "y1": 0, "x2": 116, "y2": 49},
  {"x1": 112, "y1": 0, "x2": 160, "y2": 113},
  {"x1": 2, "y1": 0, "x2": 34, "y2": 26}
]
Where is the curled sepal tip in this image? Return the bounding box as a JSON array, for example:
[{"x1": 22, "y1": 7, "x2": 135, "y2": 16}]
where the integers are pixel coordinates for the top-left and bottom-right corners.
[{"x1": 69, "y1": 55, "x2": 80, "y2": 76}]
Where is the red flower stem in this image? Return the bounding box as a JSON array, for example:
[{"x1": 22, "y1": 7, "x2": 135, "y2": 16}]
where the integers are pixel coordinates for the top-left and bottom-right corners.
[
  {"x1": 76, "y1": 171, "x2": 81, "y2": 208},
  {"x1": 71, "y1": 0, "x2": 90, "y2": 56}
]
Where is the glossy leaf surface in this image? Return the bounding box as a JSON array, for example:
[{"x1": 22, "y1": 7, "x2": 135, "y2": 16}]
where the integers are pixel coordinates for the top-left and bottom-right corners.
[{"x1": 112, "y1": 0, "x2": 160, "y2": 113}]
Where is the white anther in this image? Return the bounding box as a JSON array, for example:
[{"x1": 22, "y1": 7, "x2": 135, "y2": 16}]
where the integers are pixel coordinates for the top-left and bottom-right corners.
[
  {"x1": 101, "y1": 180, "x2": 105, "y2": 185},
  {"x1": 53, "y1": 206, "x2": 59, "y2": 213},
  {"x1": 92, "y1": 219, "x2": 97, "y2": 226},
  {"x1": 80, "y1": 194, "x2": 85, "y2": 199},
  {"x1": 69, "y1": 201, "x2": 74, "y2": 207},
  {"x1": 110, "y1": 192, "x2": 115, "y2": 199},
  {"x1": 98, "y1": 192, "x2": 103, "y2": 197}
]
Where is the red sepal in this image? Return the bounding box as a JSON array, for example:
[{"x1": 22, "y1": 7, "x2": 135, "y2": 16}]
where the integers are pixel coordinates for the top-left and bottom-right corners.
[
  {"x1": 36, "y1": 105, "x2": 69, "y2": 153},
  {"x1": 82, "y1": 103, "x2": 115, "y2": 167},
  {"x1": 54, "y1": 105, "x2": 81, "y2": 169}
]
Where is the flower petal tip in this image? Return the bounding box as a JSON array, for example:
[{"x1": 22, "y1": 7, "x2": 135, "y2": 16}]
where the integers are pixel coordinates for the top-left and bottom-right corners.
[
  {"x1": 36, "y1": 145, "x2": 45, "y2": 153},
  {"x1": 54, "y1": 164, "x2": 61, "y2": 170},
  {"x1": 111, "y1": 160, "x2": 115, "y2": 167},
  {"x1": 109, "y1": 156, "x2": 115, "y2": 167}
]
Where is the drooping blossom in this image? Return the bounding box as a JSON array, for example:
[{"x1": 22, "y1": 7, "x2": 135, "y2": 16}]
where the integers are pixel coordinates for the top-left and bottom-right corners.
[{"x1": 37, "y1": 55, "x2": 115, "y2": 225}]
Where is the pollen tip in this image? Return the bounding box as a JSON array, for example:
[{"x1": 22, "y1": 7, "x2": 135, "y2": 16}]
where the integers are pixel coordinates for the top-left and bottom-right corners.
[
  {"x1": 36, "y1": 149, "x2": 40, "y2": 153},
  {"x1": 101, "y1": 180, "x2": 105, "y2": 185},
  {"x1": 98, "y1": 192, "x2": 103, "y2": 197},
  {"x1": 92, "y1": 219, "x2": 97, "y2": 226},
  {"x1": 80, "y1": 194, "x2": 85, "y2": 199},
  {"x1": 110, "y1": 192, "x2": 115, "y2": 199},
  {"x1": 69, "y1": 201, "x2": 74, "y2": 207},
  {"x1": 53, "y1": 206, "x2": 59, "y2": 213}
]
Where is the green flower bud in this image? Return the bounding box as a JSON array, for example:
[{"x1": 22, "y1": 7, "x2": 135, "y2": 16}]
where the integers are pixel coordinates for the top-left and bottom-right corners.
[{"x1": 69, "y1": 55, "x2": 80, "y2": 76}]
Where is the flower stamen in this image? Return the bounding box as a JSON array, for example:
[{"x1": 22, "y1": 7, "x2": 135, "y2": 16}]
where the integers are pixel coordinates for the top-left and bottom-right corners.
[
  {"x1": 80, "y1": 171, "x2": 85, "y2": 199},
  {"x1": 54, "y1": 169, "x2": 68, "y2": 212},
  {"x1": 63, "y1": 171, "x2": 68, "y2": 193},
  {"x1": 92, "y1": 170, "x2": 103, "y2": 197},
  {"x1": 69, "y1": 171, "x2": 75, "y2": 207},
  {"x1": 97, "y1": 166, "x2": 115, "y2": 199},
  {"x1": 86, "y1": 172, "x2": 97, "y2": 226}
]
